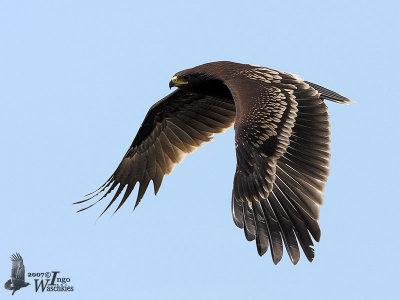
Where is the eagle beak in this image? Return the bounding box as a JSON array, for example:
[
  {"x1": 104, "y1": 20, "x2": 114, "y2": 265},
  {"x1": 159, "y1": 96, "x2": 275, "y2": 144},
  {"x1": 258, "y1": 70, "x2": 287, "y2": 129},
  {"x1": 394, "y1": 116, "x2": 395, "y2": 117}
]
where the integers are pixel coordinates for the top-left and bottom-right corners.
[{"x1": 169, "y1": 75, "x2": 188, "y2": 89}]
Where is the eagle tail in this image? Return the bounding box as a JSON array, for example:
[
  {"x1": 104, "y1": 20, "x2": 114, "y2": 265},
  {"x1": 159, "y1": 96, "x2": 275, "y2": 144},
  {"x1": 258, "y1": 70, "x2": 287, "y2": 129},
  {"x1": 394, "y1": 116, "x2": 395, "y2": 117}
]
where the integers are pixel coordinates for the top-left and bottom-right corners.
[{"x1": 305, "y1": 81, "x2": 355, "y2": 104}]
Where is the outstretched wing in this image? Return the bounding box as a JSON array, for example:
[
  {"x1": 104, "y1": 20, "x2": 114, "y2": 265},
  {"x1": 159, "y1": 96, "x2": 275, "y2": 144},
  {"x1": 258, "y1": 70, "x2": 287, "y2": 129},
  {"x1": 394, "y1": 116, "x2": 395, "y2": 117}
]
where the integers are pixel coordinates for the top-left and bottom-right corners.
[
  {"x1": 10, "y1": 253, "x2": 25, "y2": 281},
  {"x1": 227, "y1": 67, "x2": 350, "y2": 264},
  {"x1": 75, "y1": 89, "x2": 236, "y2": 215}
]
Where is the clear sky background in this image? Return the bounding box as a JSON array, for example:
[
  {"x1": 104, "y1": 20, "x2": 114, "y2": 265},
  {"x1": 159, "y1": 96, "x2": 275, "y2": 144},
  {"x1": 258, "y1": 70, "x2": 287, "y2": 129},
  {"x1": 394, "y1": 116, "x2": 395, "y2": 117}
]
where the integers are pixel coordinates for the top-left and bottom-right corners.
[{"x1": 1, "y1": 1, "x2": 399, "y2": 299}]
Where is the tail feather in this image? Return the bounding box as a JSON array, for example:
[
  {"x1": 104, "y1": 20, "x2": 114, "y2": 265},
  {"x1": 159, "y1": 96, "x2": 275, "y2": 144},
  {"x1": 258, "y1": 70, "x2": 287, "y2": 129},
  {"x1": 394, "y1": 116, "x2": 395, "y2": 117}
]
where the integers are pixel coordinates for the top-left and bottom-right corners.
[{"x1": 305, "y1": 81, "x2": 355, "y2": 104}]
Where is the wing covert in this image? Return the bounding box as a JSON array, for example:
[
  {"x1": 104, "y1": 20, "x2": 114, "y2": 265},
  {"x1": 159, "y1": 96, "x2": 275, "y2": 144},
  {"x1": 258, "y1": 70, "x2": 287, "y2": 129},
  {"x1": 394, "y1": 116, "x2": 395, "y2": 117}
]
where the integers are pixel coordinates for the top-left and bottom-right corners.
[
  {"x1": 226, "y1": 68, "x2": 331, "y2": 264},
  {"x1": 225, "y1": 71, "x2": 299, "y2": 264}
]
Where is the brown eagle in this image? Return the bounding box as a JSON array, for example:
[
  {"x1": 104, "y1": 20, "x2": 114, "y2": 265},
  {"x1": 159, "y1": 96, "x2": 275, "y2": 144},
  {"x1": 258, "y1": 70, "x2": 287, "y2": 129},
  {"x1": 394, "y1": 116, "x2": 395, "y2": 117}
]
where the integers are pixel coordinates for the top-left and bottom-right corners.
[{"x1": 75, "y1": 61, "x2": 353, "y2": 264}]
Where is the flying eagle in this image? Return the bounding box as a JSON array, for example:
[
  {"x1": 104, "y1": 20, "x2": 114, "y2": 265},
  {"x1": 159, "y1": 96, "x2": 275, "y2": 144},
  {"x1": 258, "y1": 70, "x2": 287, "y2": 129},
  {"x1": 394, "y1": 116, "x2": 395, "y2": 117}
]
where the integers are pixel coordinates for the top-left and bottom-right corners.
[
  {"x1": 75, "y1": 61, "x2": 353, "y2": 264},
  {"x1": 4, "y1": 253, "x2": 30, "y2": 295}
]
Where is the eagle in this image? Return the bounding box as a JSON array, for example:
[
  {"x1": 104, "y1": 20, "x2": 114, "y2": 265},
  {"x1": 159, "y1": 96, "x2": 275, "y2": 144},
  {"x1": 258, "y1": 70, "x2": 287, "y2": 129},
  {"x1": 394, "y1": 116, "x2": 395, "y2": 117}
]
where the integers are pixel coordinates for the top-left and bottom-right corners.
[
  {"x1": 75, "y1": 61, "x2": 353, "y2": 264},
  {"x1": 4, "y1": 253, "x2": 30, "y2": 295}
]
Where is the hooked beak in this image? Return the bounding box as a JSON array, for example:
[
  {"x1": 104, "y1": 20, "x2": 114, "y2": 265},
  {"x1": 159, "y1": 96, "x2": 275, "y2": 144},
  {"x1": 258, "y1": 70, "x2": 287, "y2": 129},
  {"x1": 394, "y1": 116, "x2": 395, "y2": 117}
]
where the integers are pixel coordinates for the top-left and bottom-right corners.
[{"x1": 169, "y1": 76, "x2": 188, "y2": 89}]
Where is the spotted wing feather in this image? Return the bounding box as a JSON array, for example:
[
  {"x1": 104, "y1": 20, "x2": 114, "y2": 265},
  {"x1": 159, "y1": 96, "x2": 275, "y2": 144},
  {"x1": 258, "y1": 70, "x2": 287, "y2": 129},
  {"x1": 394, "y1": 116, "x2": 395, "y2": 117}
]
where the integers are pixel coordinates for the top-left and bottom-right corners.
[
  {"x1": 225, "y1": 69, "x2": 299, "y2": 264},
  {"x1": 226, "y1": 67, "x2": 345, "y2": 264}
]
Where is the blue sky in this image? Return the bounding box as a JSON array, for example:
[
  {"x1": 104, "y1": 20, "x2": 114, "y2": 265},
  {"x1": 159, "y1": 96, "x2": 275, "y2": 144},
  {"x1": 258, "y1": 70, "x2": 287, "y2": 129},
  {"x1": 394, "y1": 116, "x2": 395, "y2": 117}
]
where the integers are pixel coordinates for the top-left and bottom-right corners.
[{"x1": 1, "y1": 1, "x2": 399, "y2": 299}]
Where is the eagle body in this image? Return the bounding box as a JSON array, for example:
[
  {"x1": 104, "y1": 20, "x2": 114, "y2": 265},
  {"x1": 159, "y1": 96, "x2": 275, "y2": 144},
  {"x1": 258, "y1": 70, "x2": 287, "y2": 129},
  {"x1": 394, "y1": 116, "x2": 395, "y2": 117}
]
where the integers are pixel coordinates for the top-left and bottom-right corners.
[{"x1": 76, "y1": 61, "x2": 352, "y2": 264}]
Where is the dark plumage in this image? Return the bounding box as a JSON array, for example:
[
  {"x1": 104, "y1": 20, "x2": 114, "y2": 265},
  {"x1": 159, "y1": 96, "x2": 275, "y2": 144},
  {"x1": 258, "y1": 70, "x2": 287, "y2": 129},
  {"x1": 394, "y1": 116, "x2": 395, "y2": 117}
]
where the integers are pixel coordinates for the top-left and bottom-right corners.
[
  {"x1": 76, "y1": 61, "x2": 353, "y2": 264},
  {"x1": 4, "y1": 253, "x2": 30, "y2": 295}
]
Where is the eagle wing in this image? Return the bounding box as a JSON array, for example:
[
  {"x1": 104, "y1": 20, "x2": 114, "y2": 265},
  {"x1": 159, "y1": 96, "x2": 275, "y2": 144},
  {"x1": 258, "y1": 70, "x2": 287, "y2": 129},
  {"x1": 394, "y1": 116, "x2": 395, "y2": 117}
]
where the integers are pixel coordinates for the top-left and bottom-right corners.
[
  {"x1": 225, "y1": 68, "x2": 341, "y2": 264},
  {"x1": 75, "y1": 89, "x2": 236, "y2": 215},
  {"x1": 10, "y1": 253, "x2": 25, "y2": 281}
]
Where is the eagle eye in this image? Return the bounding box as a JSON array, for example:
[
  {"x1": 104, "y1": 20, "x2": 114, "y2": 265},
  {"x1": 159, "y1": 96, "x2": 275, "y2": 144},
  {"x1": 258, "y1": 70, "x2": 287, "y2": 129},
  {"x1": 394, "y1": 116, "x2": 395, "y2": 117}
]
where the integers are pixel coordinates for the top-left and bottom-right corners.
[{"x1": 181, "y1": 75, "x2": 191, "y2": 82}]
